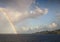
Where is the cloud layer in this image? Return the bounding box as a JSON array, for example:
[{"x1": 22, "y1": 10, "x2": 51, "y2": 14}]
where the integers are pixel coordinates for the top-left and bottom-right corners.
[
  {"x1": 16, "y1": 22, "x2": 58, "y2": 33},
  {"x1": 0, "y1": 6, "x2": 48, "y2": 23},
  {"x1": 0, "y1": 0, "x2": 49, "y2": 33}
]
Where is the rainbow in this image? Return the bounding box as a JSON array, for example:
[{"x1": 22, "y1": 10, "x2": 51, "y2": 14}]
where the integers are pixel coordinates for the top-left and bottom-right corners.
[{"x1": 0, "y1": 8, "x2": 17, "y2": 34}]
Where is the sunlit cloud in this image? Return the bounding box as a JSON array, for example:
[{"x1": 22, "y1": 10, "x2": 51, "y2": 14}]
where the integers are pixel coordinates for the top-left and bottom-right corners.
[
  {"x1": 0, "y1": 6, "x2": 48, "y2": 22},
  {"x1": 0, "y1": 6, "x2": 48, "y2": 33},
  {"x1": 29, "y1": 6, "x2": 48, "y2": 18},
  {"x1": 0, "y1": 0, "x2": 34, "y2": 33},
  {"x1": 48, "y1": 23, "x2": 57, "y2": 28},
  {"x1": 0, "y1": 8, "x2": 17, "y2": 34},
  {"x1": 20, "y1": 25, "x2": 42, "y2": 33},
  {"x1": 0, "y1": 0, "x2": 49, "y2": 33}
]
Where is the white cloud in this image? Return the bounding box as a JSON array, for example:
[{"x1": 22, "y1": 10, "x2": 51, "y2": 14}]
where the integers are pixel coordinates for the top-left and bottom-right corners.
[
  {"x1": 0, "y1": 6, "x2": 48, "y2": 23},
  {"x1": 20, "y1": 25, "x2": 42, "y2": 33},
  {"x1": 48, "y1": 23, "x2": 57, "y2": 28},
  {"x1": 44, "y1": 8, "x2": 48, "y2": 14},
  {"x1": 0, "y1": 0, "x2": 49, "y2": 33},
  {"x1": 0, "y1": 7, "x2": 48, "y2": 33}
]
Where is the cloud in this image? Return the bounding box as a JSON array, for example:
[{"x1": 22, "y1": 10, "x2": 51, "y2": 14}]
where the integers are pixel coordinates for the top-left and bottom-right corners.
[
  {"x1": 0, "y1": 6, "x2": 48, "y2": 33},
  {"x1": 0, "y1": 0, "x2": 49, "y2": 33},
  {"x1": 0, "y1": 6, "x2": 48, "y2": 23},
  {"x1": 56, "y1": 12, "x2": 60, "y2": 22},
  {"x1": 53, "y1": 12, "x2": 60, "y2": 28},
  {"x1": 22, "y1": 26, "x2": 29, "y2": 31},
  {"x1": 0, "y1": 0, "x2": 33, "y2": 12},
  {"x1": 17, "y1": 25, "x2": 43, "y2": 33},
  {"x1": 44, "y1": 8, "x2": 48, "y2": 14},
  {"x1": 0, "y1": 0, "x2": 48, "y2": 24},
  {"x1": 17, "y1": 22, "x2": 60, "y2": 33},
  {"x1": 48, "y1": 23, "x2": 57, "y2": 28},
  {"x1": 29, "y1": 6, "x2": 48, "y2": 18},
  {"x1": 0, "y1": 16, "x2": 14, "y2": 34}
]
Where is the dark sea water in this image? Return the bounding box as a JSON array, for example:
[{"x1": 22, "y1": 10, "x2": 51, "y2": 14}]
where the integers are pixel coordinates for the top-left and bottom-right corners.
[{"x1": 0, "y1": 34, "x2": 60, "y2": 42}]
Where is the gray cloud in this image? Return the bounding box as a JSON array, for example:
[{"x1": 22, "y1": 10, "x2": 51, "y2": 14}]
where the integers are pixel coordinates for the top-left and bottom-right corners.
[
  {"x1": 0, "y1": 15, "x2": 14, "y2": 33},
  {"x1": 0, "y1": 0, "x2": 49, "y2": 34}
]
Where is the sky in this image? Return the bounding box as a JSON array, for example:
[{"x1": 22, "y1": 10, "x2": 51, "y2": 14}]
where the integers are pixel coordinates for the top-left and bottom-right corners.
[{"x1": 0, "y1": 0, "x2": 60, "y2": 34}]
